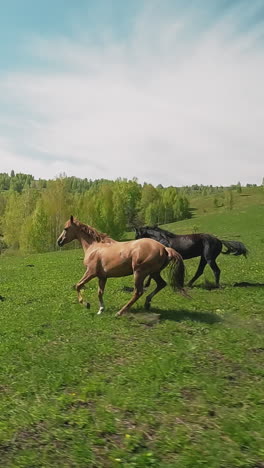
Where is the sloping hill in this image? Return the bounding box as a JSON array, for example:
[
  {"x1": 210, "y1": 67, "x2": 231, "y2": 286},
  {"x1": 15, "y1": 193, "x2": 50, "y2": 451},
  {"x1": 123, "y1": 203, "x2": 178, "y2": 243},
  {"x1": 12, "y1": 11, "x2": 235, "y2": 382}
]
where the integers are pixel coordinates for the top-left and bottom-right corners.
[
  {"x1": 188, "y1": 186, "x2": 264, "y2": 217},
  {"x1": 0, "y1": 200, "x2": 264, "y2": 467}
]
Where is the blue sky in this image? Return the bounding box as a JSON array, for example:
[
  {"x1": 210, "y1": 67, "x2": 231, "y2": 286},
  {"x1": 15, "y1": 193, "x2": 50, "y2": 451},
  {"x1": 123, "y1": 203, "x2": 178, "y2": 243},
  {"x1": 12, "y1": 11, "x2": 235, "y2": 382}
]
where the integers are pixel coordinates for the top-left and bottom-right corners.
[
  {"x1": 0, "y1": 0, "x2": 143, "y2": 69},
  {"x1": 0, "y1": 0, "x2": 264, "y2": 185}
]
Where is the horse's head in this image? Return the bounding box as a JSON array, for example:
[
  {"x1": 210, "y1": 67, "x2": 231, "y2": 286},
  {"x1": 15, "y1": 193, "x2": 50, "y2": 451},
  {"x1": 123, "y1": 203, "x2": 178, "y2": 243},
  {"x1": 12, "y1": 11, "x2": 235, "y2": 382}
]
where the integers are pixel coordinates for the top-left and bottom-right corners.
[
  {"x1": 135, "y1": 226, "x2": 171, "y2": 246},
  {"x1": 135, "y1": 226, "x2": 161, "y2": 240},
  {"x1": 135, "y1": 227, "x2": 150, "y2": 240},
  {"x1": 57, "y1": 215, "x2": 78, "y2": 247}
]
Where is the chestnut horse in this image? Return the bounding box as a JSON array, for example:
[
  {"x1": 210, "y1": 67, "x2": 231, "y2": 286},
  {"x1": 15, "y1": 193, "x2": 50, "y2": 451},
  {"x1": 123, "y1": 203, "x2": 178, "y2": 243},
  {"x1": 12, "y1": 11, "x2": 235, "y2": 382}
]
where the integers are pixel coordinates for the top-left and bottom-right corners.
[{"x1": 57, "y1": 216, "x2": 186, "y2": 316}]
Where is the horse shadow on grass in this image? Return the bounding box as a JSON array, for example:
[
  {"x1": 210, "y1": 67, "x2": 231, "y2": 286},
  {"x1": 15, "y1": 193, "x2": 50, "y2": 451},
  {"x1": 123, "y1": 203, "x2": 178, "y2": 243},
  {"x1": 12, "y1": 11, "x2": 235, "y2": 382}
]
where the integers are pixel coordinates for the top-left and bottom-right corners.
[
  {"x1": 190, "y1": 282, "x2": 222, "y2": 291},
  {"x1": 192, "y1": 281, "x2": 264, "y2": 290},
  {"x1": 158, "y1": 308, "x2": 222, "y2": 324},
  {"x1": 233, "y1": 281, "x2": 264, "y2": 288},
  {"x1": 132, "y1": 308, "x2": 222, "y2": 325}
]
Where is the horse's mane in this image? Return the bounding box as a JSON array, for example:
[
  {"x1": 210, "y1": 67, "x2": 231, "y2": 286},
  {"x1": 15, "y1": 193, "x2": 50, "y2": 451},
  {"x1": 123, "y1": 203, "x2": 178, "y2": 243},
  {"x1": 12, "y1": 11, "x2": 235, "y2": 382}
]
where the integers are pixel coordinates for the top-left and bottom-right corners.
[
  {"x1": 143, "y1": 225, "x2": 176, "y2": 239},
  {"x1": 75, "y1": 221, "x2": 114, "y2": 243}
]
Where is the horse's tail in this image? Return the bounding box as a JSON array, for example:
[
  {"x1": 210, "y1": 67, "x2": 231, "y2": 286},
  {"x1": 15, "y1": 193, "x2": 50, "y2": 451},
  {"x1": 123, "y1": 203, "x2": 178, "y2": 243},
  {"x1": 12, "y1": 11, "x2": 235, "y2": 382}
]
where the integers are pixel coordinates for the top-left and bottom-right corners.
[
  {"x1": 221, "y1": 240, "x2": 248, "y2": 257},
  {"x1": 165, "y1": 247, "x2": 189, "y2": 297}
]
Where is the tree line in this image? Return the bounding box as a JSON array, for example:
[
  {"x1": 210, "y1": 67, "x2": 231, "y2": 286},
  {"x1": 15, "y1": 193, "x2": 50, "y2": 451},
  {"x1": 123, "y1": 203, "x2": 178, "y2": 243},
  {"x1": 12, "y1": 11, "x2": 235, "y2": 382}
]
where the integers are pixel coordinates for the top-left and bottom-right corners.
[{"x1": 0, "y1": 173, "x2": 191, "y2": 253}]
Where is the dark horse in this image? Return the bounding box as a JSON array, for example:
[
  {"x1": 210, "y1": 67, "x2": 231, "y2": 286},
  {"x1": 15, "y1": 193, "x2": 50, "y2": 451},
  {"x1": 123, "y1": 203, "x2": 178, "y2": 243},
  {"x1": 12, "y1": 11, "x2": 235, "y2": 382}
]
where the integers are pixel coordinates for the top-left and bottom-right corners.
[{"x1": 135, "y1": 226, "x2": 248, "y2": 287}]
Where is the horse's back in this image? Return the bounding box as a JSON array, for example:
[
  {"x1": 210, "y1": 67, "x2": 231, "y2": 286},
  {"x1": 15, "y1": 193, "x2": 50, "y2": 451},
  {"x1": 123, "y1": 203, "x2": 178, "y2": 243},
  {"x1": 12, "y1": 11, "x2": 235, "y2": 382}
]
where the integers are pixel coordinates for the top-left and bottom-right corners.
[
  {"x1": 170, "y1": 234, "x2": 203, "y2": 259},
  {"x1": 84, "y1": 238, "x2": 168, "y2": 278},
  {"x1": 170, "y1": 234, "x2": 221, "y2": 259}
]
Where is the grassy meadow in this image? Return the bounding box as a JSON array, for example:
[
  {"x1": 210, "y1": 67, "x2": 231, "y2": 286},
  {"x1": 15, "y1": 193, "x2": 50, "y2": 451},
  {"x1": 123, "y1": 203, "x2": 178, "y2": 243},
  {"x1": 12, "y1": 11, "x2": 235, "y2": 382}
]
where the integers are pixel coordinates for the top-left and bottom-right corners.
[{"x1": 0, "y1": 191, "x2": 264, "y2": 467}]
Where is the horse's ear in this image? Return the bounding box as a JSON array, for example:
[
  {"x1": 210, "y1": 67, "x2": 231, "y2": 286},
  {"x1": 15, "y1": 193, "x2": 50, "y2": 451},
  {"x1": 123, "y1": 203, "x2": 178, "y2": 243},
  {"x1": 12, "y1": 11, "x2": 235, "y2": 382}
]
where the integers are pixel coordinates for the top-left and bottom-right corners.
[{"x1": 70, "y1": 215, "x2": 74, "y2": 224}]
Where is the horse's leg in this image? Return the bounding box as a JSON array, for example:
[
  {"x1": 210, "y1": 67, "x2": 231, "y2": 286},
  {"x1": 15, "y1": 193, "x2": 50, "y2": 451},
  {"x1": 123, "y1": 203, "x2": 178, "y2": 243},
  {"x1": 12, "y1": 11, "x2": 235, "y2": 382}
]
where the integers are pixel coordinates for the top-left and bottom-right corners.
[
  {"x1": 97, "y1": 277, "x2": 107, "y2": 315},
  {"x1": 116, "y1": 271, "x2": 145, "y2": 317},
  {"x1": 144, "y1": 275, "x2": 152, "y2": 289},
  {"x1": 204, "y1": 242, "x2": 221, "y2": 287},
  {"x1": 75, "y1": 269, "x2": 96, "y2": 308},
  {"x1": 188, "y1": 256, "x2": 207, "y2": 287},
  {"x1": 144, "y1": 272, "x2": 167, "y2": 310},
  {"x1": 207, "y1": 258, "x2": 221, "y2": 287}
]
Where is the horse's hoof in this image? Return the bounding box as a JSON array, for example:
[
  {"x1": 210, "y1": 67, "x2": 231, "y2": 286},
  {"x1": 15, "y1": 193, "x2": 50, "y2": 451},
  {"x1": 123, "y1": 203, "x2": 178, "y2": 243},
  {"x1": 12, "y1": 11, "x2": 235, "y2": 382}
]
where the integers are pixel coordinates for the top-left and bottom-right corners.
[
  {"x1": 85, "y1": 302, "x2": 90, "y2": 309},
  {"x1": 97, "y1": 307, "x2": 104, "y2": 315},
  {"x1": 144, "y1": 301, "x2": 151, "y2": 310},
  {"x1": 115, "y1": 311, "x2": 123, "y2": 317}
]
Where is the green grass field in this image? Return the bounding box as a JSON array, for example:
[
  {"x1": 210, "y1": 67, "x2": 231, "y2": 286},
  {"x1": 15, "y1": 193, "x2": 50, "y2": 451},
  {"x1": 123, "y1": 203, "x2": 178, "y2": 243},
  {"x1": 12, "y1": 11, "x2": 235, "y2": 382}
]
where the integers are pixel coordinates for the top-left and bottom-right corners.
[{"x1": 0, "y1": 201, "x2": 264, "y2": 467}]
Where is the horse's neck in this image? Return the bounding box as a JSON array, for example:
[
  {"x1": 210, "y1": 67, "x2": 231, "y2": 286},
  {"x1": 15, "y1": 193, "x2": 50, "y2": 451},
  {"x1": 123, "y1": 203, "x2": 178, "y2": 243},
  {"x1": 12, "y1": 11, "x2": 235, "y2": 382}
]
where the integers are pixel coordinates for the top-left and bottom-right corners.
[
  {"x1": 158, "y1": 231, "x2": 178, "y2": 239},
  {"x1": 77, "y1": 232, "x2": 116, "y2": 253},
  {"x1": 78, "y1": 235, "x2": 94, "y2": 253}
]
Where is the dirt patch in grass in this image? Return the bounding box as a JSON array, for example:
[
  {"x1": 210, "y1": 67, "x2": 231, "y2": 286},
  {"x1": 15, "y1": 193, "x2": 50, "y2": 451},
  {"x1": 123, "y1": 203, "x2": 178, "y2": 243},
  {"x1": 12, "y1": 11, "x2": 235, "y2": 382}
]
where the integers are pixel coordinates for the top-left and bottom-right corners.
[
  {"x1": 0, "y1": 421, "x2": 50, "y2": 461},
  {"x1": 249, "y1": 347, "x2": 264, "y2": 354},
  {"x1": 180, "y1": 387, "x2": 199, "y2": 401},
  {"x1": 69, "y1": 399, "x2": 96, "y2": 410},
  {"x1": 130, "y1": 312, "x2": 161, "y2": 327}
]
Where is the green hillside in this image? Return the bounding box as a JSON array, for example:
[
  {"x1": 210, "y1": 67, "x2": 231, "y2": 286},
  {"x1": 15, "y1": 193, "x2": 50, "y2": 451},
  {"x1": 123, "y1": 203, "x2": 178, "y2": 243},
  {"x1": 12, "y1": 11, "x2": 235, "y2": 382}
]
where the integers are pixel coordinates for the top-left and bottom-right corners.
[
  {"x1": 187, "y1": 185, "x2": 264, "y2": 217},
  {"x1": 0, "y1": 202, "x2": 264, "y2": 467}
]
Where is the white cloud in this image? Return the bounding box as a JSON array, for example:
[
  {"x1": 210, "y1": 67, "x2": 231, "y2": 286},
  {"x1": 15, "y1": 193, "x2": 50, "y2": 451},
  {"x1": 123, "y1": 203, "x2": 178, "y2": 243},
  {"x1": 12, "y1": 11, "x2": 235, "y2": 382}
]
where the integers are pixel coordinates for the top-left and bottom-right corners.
[{"x1": 0, "y1": 2, "x2": 264, "y2": 186}]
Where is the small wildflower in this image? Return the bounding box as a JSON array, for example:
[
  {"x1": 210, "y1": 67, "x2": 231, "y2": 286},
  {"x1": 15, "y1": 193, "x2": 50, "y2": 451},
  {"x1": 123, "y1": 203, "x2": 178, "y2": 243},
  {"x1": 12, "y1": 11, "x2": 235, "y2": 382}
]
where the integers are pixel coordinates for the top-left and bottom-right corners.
[
  {"x1": 114, "y1": 458, "x2": 121, "y2": 462},
  {"x1": 125, "y1": 434, "x2": 131, "y2": 439}
]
